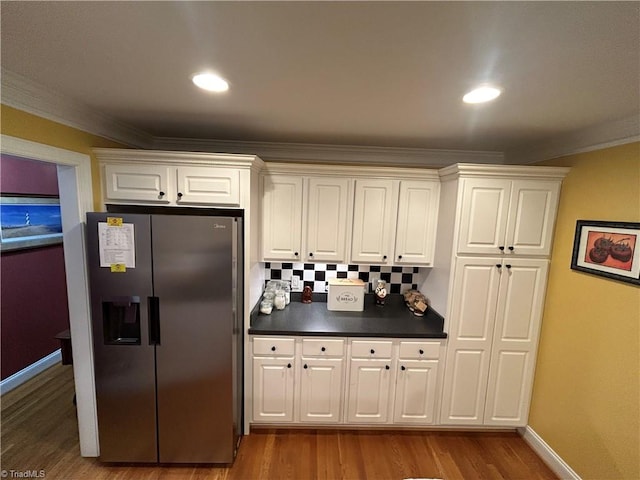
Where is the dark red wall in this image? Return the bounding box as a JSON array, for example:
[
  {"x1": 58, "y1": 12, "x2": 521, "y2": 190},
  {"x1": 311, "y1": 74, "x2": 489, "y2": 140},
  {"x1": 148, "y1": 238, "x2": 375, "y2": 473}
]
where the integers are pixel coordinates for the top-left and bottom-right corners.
[
  {"x1": 1, "y1": 154, "x2": 60, "y2": 196},
  {"x1": 1, "y1": 154, "x2": 70, "y2": 380}
]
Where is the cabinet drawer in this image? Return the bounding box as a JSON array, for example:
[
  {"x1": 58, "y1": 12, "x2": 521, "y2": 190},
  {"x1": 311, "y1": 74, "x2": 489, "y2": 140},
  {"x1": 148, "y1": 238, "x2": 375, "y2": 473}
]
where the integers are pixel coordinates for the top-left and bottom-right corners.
[
  {"x1": 301, "y1": 338, "x2": 345, "y2": 357},
  {"x1": 253, "y1": 337, "x2": 295, "y2": 356},
  {"x1": 398, "y1": 341, "x2": 440, "y2": 360},
  {"x1": 350, "y1": 340, "x2": 393, "y2": 359}
]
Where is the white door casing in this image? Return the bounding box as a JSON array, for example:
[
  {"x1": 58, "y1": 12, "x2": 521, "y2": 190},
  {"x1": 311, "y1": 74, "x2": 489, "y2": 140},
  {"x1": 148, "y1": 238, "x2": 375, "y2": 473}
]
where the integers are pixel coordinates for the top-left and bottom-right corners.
[{"x1": 1, "y1": 135, "x2": 98, "y2": 456}]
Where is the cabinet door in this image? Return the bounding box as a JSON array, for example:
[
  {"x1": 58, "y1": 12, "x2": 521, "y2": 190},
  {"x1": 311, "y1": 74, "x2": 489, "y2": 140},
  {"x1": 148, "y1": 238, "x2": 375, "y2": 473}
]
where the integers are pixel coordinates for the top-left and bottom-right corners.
[
  {"x1": 176, "y1": 167, "x2": 240, "y2": 206},
  {"x1": 262, "y1": 175, "x2": 303, "y2": 261},
  {"x1": 394, "y1": 180, "x2": 440, "y2": 265},
  {"x1": 306, "y1": 177, "x2": 350, "y2": 263},
  {"x1": 505, "y1": 180, "x2": 561, "y2": 256},
  {"x1": 457, "y1": 178, "x2": 511, "y2": 255},
  {"x1": 346, "y1": 359, "x2": 392, "y2": 423},
  {"x1": 351, "y1": 179, "x2": 397, "y2": 264},
  {"x1": 484, "y1": 259, "x2": 548, "y2": 426},
  {"x1": 440, "y1": 258, "x2": 502, "y2": 425},
  {"x1": 252, "y1": 357, "x2": 295, "y2": 422},
  {"x1": 393, "y1": 359, "x2": 439, "y2": 424},
  {"x1": 104, "y1": 164, "x2": 172, "y2": 203},
  {"x1": 299, "y1": 358, "x2": 344, "y2": 423}
]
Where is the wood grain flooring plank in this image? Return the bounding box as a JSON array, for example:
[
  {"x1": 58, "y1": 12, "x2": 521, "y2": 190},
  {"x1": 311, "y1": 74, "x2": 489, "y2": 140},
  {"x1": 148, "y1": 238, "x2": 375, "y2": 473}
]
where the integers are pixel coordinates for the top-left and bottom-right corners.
[{"x1": 1, "y1": 365, "x2": 558, "y2": 480}]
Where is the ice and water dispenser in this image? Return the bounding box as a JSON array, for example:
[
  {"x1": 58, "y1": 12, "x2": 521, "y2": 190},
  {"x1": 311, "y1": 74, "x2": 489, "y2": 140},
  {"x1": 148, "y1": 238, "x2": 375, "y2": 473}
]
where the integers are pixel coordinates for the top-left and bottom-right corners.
[{"x1": 102, "y1": 296, "x2": 141, "y2": 345}]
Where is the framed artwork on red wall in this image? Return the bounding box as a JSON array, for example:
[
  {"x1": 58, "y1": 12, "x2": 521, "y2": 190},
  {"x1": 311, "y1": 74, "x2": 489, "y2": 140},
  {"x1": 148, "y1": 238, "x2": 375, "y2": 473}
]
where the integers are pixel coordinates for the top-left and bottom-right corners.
[
  {"x1": 0, "y1": 195, "x2": 63, "y2": 252},
  {"x1": 571, "y1": 220, "x2": 640, "y2": 286}
]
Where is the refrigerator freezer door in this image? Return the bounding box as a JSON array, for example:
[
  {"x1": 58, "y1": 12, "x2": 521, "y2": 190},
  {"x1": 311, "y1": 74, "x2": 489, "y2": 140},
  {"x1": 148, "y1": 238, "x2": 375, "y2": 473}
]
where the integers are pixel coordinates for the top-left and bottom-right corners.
[
  {"x1": 86, "y1": 213, "x2": 158, "y2": 462},
  {"x1": 152, "y1": 215, "x2": 237, "y2": 463}
]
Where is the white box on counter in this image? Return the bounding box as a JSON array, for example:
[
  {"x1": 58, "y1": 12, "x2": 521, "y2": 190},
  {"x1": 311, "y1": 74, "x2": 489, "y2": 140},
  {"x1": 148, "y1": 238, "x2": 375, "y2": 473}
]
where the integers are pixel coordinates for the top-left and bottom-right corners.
[{"x1": 327, "y1": 278, "x2": 366, "y2": 311}]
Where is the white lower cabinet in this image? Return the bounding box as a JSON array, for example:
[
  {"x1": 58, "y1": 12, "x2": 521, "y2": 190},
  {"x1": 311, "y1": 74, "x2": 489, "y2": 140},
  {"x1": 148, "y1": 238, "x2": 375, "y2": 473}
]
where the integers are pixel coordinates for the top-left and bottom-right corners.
[
  {"x1": 346, "y1": 358, "x2": 393, "y2": 423},
  {"x1": 298, "y1": 338, "x2": 345, "y2": 423},
  {"x1": 252, "y1": 358, "x2": 295, "y2": 422},
  {"x1": 346, "y1": 339, "x2": 394, "y2": 423},
  {"x1": 393, "y1": 341, "x2": 441, "y2": 424},
  {"x1": 439, "y1": 257, "x2": 549, "y2": 427},
  {"x1": 252, "y1": 337, "x2": 295, "y2": 423},
  {"x1": 251, "y1": 336, "x2": 443, "y2": 426}
]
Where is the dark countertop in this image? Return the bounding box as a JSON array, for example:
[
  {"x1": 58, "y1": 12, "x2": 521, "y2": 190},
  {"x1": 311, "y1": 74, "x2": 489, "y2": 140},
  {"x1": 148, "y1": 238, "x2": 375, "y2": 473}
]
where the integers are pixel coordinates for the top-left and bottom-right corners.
[{"x1": 249, "y1": 293, "x2": 447, "y2": 339}]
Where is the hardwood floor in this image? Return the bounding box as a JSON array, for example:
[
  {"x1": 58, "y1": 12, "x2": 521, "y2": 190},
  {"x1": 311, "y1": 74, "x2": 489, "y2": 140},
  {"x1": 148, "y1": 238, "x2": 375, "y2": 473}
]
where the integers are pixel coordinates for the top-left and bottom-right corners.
[{"x1": 1, "y1": 364, "x2": 558, "y2": 480}]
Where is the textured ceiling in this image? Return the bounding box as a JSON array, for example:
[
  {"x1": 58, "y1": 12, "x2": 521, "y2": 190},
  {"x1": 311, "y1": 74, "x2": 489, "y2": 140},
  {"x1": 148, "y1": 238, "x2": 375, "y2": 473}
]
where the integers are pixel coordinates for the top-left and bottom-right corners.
[{"x1": 1, "y1": 1, "x2": 639, "y2": 159}]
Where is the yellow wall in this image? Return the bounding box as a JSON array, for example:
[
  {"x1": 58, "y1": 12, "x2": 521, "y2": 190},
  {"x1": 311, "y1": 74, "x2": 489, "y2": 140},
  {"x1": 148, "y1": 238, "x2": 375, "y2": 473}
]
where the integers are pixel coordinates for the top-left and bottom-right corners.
[
  {"x1": 4, "y1": 103, "x2": 639, "y2": 478},
  {"x1": 1, "y1": 105, "x2": 126, "y2": 208},
  {"x1": 531, "y1": 142, "x2": 640, "y2": 480}
]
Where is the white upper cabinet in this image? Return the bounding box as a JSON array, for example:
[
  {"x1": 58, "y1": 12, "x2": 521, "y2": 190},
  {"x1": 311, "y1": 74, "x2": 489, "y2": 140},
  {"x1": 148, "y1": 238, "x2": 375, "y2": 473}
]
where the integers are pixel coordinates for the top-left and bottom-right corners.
[
  {"x1": 394, "y1": 180, "x2": 440, "y2": 265},
  {"x1": 261, "y1": 164, "x2": 440, "y2": 266},
  {"x1": 457, "y1": 177, "x2": 561, "y2": 256},
  {"x1": 305, "y1": 177, "x2": 350, "y2": 263},
  {"x1": 104, "y1": 164, "x2": 173, "y2": 204},
  {"x1": 104, "y1": 164, "x2": 240, "y2": 206},
  {"x1": 262, "y1": 175, "x2": 304, "y2": 261},
  {"x1": 175, "y1": 166, "x2": 240, "y2": 206},
  {"x1": 350, "y1": 179, "x2": 398, "y2": 264},
  {"x1": 261, "y1": 175, "x2": 351, "y2": 262},
  {"x1": 505, "y1": 180, "x2": 561, "y2": 256},
  {"x1": 96, "y1": 148, "x2": 262, "y2": 208}
]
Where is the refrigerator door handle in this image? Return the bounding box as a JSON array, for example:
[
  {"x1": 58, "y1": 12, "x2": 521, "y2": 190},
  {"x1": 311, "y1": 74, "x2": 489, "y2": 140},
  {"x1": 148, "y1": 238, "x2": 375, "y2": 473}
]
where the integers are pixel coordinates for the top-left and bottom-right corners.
[{"x1": 148, "y1": 296, "x2": 161, "y2": 345}]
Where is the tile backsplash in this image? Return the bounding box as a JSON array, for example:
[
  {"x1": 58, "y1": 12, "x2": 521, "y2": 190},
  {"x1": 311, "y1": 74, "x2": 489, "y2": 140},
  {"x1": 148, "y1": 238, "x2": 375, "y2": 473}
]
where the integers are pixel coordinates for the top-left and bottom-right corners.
[{"x1": 264, "y1": 262, "x2": 423, "y2": 294}]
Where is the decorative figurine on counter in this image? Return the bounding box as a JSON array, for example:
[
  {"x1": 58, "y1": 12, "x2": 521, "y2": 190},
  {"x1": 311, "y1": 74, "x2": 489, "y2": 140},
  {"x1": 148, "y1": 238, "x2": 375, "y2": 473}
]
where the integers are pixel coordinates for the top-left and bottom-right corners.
[
  {"x1": 374, "y1": 279, "x2": 387, "y2": 306},
  {"x1": 302, "y1": 286, "x2": 313, "y2": 304}
]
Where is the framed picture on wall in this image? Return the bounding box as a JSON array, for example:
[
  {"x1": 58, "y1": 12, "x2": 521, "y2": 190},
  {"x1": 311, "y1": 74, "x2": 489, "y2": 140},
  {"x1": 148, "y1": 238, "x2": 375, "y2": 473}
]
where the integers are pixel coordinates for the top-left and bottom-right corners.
[
  {"x1": 0, "y1": 195, "x2": 63, "y2": 252},
  {"x1": 571, "y1": 220, "x2": 640, "y2": 286}
]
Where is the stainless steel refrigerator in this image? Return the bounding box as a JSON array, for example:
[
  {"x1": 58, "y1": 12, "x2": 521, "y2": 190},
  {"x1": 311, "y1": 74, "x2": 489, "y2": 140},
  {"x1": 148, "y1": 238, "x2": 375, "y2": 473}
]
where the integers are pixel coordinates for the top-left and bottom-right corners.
[{"x1": 86, "y1": 212, "x2": 243, "y2": 464}]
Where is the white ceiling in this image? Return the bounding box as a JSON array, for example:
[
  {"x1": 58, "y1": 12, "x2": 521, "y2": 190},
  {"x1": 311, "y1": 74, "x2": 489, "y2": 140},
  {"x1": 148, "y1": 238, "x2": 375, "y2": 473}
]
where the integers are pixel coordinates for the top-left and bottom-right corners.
[{"x1": 1, "y1": 1, "x2": 639, "y2": 164}]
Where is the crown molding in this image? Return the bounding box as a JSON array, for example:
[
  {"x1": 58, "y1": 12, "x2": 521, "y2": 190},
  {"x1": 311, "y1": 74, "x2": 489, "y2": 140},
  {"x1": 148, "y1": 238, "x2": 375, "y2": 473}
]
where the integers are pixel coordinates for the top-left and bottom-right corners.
[
  {"x1": 92, "y1": 147, "x2": 264, "y2": 170},
  {"x1": 505, "y1": 114, "x2": 640, "y2": 164},
  {"x1": 262, "y1": 161, "x2": 440, "y2": 180},
  {"x1": 152, "y1": 137, "x2": 504, "y2": 167},
  {"x1": 438, "y1": 162, "x2": 570, "y2": 182},
  {"x1": 1, "y1": 69, "x2": 154, "y2": 148}
]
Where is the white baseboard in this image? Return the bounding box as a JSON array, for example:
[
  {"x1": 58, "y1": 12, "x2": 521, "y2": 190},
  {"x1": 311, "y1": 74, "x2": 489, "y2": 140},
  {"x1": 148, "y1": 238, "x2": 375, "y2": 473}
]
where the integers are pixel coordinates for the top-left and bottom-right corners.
[
  {"x1": 0, "y1": 349, "x2": 62, "y2": 395},
  {"x1": 518, "y1": 426, "x2": 581, "y2": 480}
]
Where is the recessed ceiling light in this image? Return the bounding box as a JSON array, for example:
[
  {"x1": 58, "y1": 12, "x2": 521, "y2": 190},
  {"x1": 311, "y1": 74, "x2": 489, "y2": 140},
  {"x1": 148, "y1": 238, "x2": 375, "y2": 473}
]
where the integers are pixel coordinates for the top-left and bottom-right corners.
[
  {"x1": 192, "y1": 72, "x2": 229, "y2": 93},
  {"x1": 463, "y1": 85, "x2": 502, "y2": 104}
]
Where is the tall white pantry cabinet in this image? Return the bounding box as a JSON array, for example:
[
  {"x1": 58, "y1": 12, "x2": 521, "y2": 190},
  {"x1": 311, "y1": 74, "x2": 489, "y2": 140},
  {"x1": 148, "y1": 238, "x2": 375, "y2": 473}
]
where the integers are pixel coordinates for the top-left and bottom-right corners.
[{"x1": 430, "y1": 164, "x2": 569, "y2": 427}]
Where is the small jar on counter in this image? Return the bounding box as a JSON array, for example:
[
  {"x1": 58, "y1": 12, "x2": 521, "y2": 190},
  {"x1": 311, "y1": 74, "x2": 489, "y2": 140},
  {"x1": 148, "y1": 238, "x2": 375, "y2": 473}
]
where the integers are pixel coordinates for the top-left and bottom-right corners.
[
  {"x1": 260, "y1": 299, "x2": 273, "y2": 315},
  {"x1": 263, "y1": 291, "x2": 275, "y2": 302},
  {"x1": 282, "y1": 282, "x2": 291, "y2": 305},
  {"x1": 274, "y1": 289, "x2": 286, "y2": 310}
]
